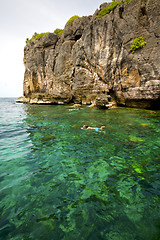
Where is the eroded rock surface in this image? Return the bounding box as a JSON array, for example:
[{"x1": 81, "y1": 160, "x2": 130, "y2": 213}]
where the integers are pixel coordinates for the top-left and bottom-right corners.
[{"x1": 21, "y1": 0, "x2": 160, "y2": 109}]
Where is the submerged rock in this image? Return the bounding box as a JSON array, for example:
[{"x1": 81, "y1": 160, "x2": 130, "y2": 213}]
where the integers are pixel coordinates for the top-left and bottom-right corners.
[{"x1": 20, "y1": 0, "x2": 160, "y2": 109}]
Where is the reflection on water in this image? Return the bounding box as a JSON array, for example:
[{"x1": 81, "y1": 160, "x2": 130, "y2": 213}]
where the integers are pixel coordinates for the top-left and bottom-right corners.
[{"x1": 0, "y1": 99, "x2": 160, "y2": 240}]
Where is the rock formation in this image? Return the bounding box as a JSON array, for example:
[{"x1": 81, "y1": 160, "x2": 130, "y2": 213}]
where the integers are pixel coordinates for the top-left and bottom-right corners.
[{"x1": 17, "y1": 0, "x2": 160, "y2": 109}]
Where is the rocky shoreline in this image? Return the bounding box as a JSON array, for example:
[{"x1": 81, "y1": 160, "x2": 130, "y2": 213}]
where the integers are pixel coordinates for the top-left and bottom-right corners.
[
  {"x1": 19, "y1": 0, "x2": 160, "y2": 109},
  {"x1": 16, "y1": 93, "x2": 117, "y2": 109}
]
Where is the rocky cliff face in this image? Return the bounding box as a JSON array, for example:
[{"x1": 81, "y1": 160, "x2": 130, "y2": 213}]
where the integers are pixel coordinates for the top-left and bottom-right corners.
[{"x1": 20, "y1": 0, "x2": 160, "y2": 109}]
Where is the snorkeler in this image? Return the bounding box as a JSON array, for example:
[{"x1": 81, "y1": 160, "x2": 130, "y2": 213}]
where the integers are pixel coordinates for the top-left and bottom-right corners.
[
  {"x1": 69, "y1": 107, "x2": 81, "y2": 111},
  {"x1": 81, "y1": 125, "x2": 105, "y2": 132}
]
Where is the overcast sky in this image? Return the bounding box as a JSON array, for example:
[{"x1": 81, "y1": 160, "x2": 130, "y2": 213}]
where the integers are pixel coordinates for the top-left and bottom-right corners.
[{"x1": 0, "y1": 0, "x2": 111, "y2": 97}]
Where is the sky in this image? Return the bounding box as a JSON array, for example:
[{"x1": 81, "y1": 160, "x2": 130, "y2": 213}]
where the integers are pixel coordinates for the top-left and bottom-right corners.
[{"x1": 0, "y1": 0, "x2": 111, "y2": 97}]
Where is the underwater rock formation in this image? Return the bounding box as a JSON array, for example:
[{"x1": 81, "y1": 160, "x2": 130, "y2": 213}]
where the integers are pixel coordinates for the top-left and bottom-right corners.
[{"x1": 19, "y1": 0, "x2": 160, "y2": 109}]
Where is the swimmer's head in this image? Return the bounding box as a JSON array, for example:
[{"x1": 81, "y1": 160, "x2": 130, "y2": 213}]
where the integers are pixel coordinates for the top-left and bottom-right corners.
[{"x1": 83, "y1": 125, "x2": 88, "y2": 129}]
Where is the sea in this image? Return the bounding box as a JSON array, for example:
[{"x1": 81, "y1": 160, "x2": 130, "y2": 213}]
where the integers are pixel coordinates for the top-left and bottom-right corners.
[{"x1": 0, "y1": 97, "x2": 160, "y2": 240}]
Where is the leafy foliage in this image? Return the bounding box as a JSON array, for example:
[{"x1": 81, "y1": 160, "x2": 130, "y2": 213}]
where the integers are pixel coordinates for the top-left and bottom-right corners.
[
  {"x1": 66, "y1": 15, "x2": 81, "y2": 25},
  {"x1": 97, "y1": 1, "x2": 122, "y2": 18},
  {"x1": 129, "y1": 36, "x2": 146, "y2": 53},
  {"x1": 26, "y1": 32, "x2": 49, "y2": 45},
  {"x1": 25, "y1": 38, "x2": 29, "y2": 44},
  {"x1": 123, "y1": 0, "x2": 133, "y2": 3},
  {"x1": 54, "y1": 28, "x2": 64, "y2": 35},
  {"x1": 97, "y1": 0, "x2": 133, "y2": 18}
]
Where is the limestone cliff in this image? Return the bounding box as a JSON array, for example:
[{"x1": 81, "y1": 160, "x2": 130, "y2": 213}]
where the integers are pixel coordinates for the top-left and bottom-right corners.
[{"x1": 19, "y1": 0, "x2": 160, "y2": 109}]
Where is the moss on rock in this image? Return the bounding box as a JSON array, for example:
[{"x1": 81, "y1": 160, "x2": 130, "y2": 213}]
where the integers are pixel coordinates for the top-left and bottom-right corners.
[
  {"x1": 26, "y1": 32, "x2": 49, "y2": 45},
  {"x1": 97, "y1": 1, "x2": 122, "y2": 18},
  {"x1": 54, "y1": 28, "x2": 64, "y2": 35},
  {"x1": 129, "y1": 36, "x2": 146, "y2": 53},
  {"x1": 66, "y1": 15, "x2": 81, "y2": 25},
  {"x1": 97, "y1": 0, "x2": 133, "y2": 18}
]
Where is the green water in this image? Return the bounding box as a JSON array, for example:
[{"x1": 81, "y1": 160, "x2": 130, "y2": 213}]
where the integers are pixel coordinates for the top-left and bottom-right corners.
[{"x1": 0, "y1": 98, "x2": 160, "y2": 240}]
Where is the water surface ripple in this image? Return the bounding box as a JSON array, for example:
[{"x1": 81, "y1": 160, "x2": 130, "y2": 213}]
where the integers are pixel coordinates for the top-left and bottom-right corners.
[{"x1": 0, "y1": 98, "x2": 160, "y2": 240}]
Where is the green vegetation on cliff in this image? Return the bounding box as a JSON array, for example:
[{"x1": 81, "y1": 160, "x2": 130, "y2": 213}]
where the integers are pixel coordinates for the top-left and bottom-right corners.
[
  {"x1": 54, "y1": 28, "x2": 64, "y2": 35},
  {"x1": 25, "y1": 15, "x2": 81, "y2": 44},
  {"x1": 97, "y1": 0, "x2": 133, "y2": 18},
  {"x1": 97, "y1": 1, "x2": 122, "y2": 18},
  {"x1": 129, "y1": 36, "x2": 146, "y2": 53},
  {"x1": 26, "y1": 32, "x2": 49, "y2": 45},
  {"x1": 66, "y1": 15, "x2": 81, "y2": 25}
]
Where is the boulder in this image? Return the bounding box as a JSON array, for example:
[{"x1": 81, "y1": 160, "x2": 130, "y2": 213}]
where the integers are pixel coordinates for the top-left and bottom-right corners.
[{"x1": 95, "y1": 95, "x2": 109, "y2": 109}]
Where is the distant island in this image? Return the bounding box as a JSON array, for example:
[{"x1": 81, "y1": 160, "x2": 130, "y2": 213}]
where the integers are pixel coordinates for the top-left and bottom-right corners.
[{"x1": 17, "y1": 0, "x2": 160, "y2": 109}]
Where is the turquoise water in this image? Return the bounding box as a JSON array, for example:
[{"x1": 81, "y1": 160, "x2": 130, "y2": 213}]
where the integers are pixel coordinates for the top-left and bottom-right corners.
[{"x1": 0, "y1": 98, "x2": 160, "y2": 240}]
